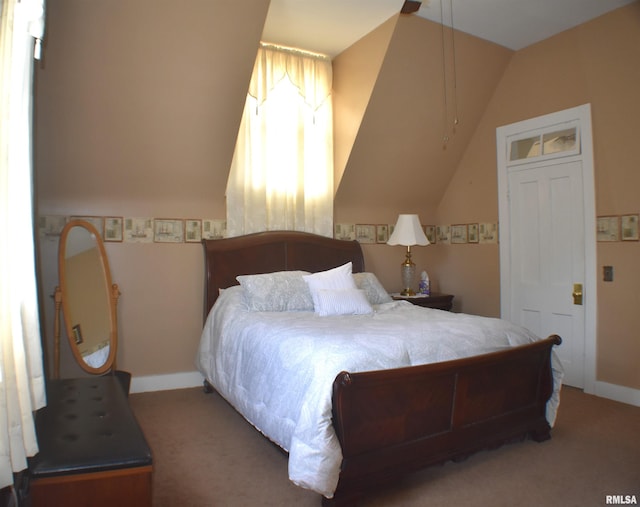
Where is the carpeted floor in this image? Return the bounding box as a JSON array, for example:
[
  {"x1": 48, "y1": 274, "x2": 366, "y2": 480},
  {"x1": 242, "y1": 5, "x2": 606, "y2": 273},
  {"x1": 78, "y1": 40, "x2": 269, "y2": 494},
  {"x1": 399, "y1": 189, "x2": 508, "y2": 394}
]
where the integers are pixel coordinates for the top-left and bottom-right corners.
[{"x1": 129, "y1": 385, "x2": 640, "y2": 506}]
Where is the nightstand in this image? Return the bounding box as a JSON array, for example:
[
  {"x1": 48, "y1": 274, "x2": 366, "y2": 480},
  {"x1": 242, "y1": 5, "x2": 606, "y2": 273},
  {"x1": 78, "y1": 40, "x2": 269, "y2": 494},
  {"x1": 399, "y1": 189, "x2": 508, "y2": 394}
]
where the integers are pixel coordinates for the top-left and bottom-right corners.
[{"x1": 391, "y1": 293, "x2": 454, "y2": 311}]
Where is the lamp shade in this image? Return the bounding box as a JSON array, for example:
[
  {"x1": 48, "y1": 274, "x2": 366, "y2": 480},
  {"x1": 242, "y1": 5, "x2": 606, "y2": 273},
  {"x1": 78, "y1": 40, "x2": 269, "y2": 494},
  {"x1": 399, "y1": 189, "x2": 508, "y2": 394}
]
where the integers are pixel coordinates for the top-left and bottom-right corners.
[{"x1": 387, "y1": 214, "x2": 430, "y2": 247}]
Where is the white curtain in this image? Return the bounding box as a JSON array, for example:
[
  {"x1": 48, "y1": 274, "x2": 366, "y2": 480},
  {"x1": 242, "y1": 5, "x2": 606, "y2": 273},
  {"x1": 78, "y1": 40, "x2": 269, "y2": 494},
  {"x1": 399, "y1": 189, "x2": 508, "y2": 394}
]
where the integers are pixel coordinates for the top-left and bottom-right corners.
[
  {"x1": 226, "y1": 44, "x2": 334, "y2": 238},
  {"x1": 0, "y1": 0, "x2": 47, "y2": 490}
]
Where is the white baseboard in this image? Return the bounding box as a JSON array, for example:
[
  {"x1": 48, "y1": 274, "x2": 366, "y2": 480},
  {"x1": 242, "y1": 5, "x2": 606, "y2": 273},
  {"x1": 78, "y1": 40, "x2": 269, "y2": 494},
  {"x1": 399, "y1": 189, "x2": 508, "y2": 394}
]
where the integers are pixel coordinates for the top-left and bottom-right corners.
[
  {"x1": 130, "y1": 371, "x2": 203, "y2": 394},
  {"x1": 594, "y1": 380, "x2": 640, "y2": 407}
]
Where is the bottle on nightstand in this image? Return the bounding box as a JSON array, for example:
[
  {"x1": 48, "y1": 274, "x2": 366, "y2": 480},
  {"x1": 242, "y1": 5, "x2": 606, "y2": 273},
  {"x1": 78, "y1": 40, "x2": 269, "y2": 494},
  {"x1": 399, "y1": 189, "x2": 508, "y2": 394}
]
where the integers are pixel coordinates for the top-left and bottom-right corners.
[{"x1": 418, "y1": 271, "x2": 430, "y2": 295}]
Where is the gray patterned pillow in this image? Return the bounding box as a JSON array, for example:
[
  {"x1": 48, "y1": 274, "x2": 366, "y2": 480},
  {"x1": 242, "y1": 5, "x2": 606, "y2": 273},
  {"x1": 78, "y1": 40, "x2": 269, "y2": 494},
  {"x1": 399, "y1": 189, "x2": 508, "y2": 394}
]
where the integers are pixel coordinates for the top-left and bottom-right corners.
[
  {"x1": 353, "y1": 272, "x2": 392, "y2": 305},
  {"x1": 237, "y1": 271, "x2": 314, "y2": 312}
]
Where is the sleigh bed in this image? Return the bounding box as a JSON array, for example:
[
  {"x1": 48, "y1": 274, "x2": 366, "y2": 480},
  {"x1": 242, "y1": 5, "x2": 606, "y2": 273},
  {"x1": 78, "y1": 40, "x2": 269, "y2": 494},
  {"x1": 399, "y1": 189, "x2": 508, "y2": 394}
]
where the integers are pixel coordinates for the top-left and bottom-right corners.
[{"x1": 196, "y1": 231, "x2": 562, "y2": 506}]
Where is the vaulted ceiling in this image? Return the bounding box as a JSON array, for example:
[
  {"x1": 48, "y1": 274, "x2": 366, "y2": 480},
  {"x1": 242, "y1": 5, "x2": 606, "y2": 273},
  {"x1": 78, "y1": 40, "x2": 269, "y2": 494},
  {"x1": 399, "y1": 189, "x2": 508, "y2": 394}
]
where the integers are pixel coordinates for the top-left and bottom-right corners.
[{"x1": 263, "y1": 0, "x2": 636, "y2": 56}]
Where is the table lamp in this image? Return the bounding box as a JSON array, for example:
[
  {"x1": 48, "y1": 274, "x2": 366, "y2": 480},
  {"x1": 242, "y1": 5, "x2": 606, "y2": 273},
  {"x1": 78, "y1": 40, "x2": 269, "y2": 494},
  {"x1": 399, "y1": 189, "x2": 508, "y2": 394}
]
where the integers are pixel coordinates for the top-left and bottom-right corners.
[{"x1": 387, "y1": 214, "x2": 430, "y2": 296}]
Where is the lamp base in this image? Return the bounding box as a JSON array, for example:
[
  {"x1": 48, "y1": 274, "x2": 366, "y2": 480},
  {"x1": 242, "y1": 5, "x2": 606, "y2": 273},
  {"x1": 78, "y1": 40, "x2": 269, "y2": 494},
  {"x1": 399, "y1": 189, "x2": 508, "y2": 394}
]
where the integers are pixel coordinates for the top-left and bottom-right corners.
[{"x1": 400, "y1": 253, "x2": 416, "y2": 297}]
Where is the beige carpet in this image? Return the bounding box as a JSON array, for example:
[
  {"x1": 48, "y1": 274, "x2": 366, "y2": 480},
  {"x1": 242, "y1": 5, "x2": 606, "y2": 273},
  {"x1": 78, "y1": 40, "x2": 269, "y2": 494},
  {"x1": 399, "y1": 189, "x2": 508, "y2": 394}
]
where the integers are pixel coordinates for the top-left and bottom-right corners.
[{"x1": 129, "y1": 385, "x2": 640, "y2": 506}]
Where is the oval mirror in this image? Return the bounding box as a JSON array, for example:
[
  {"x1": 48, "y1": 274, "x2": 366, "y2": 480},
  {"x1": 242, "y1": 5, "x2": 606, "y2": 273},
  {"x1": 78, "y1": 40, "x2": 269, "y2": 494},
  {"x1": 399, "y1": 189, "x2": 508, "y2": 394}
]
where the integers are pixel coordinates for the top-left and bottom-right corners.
[{"x1": 58, "y1": 220, "x2": 118, "y2": 374}]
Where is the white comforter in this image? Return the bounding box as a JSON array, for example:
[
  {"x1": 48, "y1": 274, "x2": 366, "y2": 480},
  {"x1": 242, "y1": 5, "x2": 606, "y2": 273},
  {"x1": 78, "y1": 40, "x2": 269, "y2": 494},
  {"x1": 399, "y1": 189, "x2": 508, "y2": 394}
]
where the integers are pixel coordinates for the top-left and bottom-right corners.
[{"x1": 196, "y1": 286, "x2": 563, "y2": 498}]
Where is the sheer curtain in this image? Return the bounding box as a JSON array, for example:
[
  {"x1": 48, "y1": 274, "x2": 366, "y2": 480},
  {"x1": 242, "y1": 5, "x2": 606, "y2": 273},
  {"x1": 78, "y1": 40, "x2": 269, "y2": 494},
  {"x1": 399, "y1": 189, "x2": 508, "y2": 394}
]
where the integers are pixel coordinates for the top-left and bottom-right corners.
[
  {"x1": 226, "y1": 44, "x2": 334, "y2": 238},
  {"x1": 0, "y1": 0, "x2": 47, "y2": 490}
]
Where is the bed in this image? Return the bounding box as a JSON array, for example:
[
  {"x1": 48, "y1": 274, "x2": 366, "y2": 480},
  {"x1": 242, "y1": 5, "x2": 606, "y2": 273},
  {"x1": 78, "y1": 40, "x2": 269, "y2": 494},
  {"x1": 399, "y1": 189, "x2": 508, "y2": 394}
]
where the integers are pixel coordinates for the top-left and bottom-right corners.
[{"x1": 196, "y1": 230, "x2": 562, "y2": 506}]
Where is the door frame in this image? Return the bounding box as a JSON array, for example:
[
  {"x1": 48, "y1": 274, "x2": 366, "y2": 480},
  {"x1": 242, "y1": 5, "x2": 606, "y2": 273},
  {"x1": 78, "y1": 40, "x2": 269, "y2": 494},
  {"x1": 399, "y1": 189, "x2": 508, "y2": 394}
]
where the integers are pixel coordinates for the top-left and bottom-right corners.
[{"x1": 496, "y1": 103, "x2": 597, "y2": 394}]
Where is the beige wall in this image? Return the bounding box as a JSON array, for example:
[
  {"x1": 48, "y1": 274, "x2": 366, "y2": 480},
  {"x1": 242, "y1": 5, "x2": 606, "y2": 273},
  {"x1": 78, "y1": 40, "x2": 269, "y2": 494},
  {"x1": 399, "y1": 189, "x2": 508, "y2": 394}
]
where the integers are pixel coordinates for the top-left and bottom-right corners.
[
  {"x1": 335, "y1": 15, "x2": 512, "y2": 219},
  {"x1": 35, "y1": 0, "x2": 270, "y2": 377},
  {"x1": 435, "y1": 3, "x2": 640, "y2": 389},
  {"x1": 333, "y1": 15, "x2": 512, "y2": 292},
  {"x1": 36, "y1": 1, "x2": 639, "y2": 392},
  {"x1": 332, "y1": 15, "x2": 398, "y2": 192}
]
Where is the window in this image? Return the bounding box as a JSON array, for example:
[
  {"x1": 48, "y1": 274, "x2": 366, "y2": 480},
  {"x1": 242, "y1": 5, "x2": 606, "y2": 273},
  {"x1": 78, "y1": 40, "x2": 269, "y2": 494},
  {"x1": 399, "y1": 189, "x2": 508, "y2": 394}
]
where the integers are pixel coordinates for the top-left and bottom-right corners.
[
  {"x1": 509, "y1": 124, "x2": 579, "y2": 164},
  {"x1": 226, "y1": 44, "x2": 334, "y2": 237}
]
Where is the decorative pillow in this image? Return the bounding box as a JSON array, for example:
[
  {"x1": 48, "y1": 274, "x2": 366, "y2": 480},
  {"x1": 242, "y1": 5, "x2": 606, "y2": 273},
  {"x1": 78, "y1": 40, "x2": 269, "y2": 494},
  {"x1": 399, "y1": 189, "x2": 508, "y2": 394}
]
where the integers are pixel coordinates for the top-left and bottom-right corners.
[
  {"x1": 313, "y1": 289, "x2": 373, "y2": 317},
  {"x1": 353, "y1": 272, "x2": 392, "y2": 305},
  {"x1": 236, "y1": 270, "x2": 314, "y2": 312},
  {"x1": 303, "y1": 262, "x2": 357, "y2": 308}
]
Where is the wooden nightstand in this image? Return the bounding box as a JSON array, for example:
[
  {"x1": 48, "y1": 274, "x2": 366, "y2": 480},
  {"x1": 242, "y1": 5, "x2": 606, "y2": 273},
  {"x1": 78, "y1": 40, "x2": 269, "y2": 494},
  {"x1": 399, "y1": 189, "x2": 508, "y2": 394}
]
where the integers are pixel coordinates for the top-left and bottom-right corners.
[{"x1": 391, "y1": 293, "x2": 454, "y2": 311}]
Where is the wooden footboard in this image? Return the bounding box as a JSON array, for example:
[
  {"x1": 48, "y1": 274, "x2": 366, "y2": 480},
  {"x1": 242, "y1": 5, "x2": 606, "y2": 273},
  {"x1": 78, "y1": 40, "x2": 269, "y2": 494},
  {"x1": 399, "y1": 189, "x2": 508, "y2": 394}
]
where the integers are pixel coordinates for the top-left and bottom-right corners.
[{"x1": 326, "y1": 334, "x2": 561, "y2": 506}]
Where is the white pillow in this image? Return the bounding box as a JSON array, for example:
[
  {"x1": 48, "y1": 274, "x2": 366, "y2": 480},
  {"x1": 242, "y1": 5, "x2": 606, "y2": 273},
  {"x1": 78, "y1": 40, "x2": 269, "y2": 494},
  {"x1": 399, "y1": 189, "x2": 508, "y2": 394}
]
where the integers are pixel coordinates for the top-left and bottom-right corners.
[
  {"x1": 303, "y1": 262, "x2": 357, "y2": 308},
  {"x1": 236, "y1": 270, "x2": 314, "y2": 311},
  {"x1": 314, "y1": 289, "x2": 373, "y2": 316},
  {"x1": 353, "y1": 272, "x2": 392, "y2": 305}
]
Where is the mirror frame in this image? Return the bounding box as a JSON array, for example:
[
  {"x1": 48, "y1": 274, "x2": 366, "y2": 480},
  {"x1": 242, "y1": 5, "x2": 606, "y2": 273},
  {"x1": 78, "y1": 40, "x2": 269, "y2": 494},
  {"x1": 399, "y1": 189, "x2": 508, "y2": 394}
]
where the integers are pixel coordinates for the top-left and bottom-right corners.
[{"x1": 58, "y1": 219, "x2": 118, "y2": 375}]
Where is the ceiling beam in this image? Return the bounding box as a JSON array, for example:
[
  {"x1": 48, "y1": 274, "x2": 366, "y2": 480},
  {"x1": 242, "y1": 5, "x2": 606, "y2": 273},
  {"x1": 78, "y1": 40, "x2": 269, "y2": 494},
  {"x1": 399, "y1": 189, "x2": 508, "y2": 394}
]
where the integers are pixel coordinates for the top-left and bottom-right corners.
[{"x1": 401, "y1": 1, "x2": 421, "y2": 14}]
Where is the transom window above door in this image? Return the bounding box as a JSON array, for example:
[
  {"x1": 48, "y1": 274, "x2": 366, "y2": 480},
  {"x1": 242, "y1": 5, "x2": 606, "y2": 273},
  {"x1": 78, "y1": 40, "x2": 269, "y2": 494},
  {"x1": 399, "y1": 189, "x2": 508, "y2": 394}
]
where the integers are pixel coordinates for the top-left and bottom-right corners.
[{"x1": 508, "y1": 123, "x2": 580, "y2": 165}]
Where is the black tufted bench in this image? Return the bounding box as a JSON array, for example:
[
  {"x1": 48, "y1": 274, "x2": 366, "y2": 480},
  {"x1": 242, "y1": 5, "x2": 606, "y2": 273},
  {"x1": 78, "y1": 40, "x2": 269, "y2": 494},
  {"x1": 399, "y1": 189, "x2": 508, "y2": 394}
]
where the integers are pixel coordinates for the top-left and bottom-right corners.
[{"x1": 29, "y1": 376, "x2": 153, "y2": 507}]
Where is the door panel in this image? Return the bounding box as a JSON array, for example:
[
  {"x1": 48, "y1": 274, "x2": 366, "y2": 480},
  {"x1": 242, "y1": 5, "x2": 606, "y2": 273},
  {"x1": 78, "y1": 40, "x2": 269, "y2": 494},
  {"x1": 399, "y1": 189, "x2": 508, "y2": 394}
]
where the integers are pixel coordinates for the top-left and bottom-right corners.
[{"x1": 508, "y1": 161, "x2": 585, "y2": 387}]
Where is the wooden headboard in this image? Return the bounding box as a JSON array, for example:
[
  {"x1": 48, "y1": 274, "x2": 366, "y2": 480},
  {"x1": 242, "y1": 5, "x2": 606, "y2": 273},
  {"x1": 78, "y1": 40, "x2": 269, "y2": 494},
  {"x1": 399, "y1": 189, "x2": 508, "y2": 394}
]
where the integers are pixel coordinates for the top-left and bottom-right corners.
[{"x1": 201, "y1": 231, "x2": 365, "y2": 320}]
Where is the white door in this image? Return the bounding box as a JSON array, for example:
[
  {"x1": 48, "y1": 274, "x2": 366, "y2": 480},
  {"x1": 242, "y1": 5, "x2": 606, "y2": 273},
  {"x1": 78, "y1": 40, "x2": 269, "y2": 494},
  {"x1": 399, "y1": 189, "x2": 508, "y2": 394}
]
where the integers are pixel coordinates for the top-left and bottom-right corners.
[
  {"x1": 508, "y1": 161, "x2": 585, "y2": 386},
  {"x1": 497, "y1": 104, "x2": 597, "y2": 390}
]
